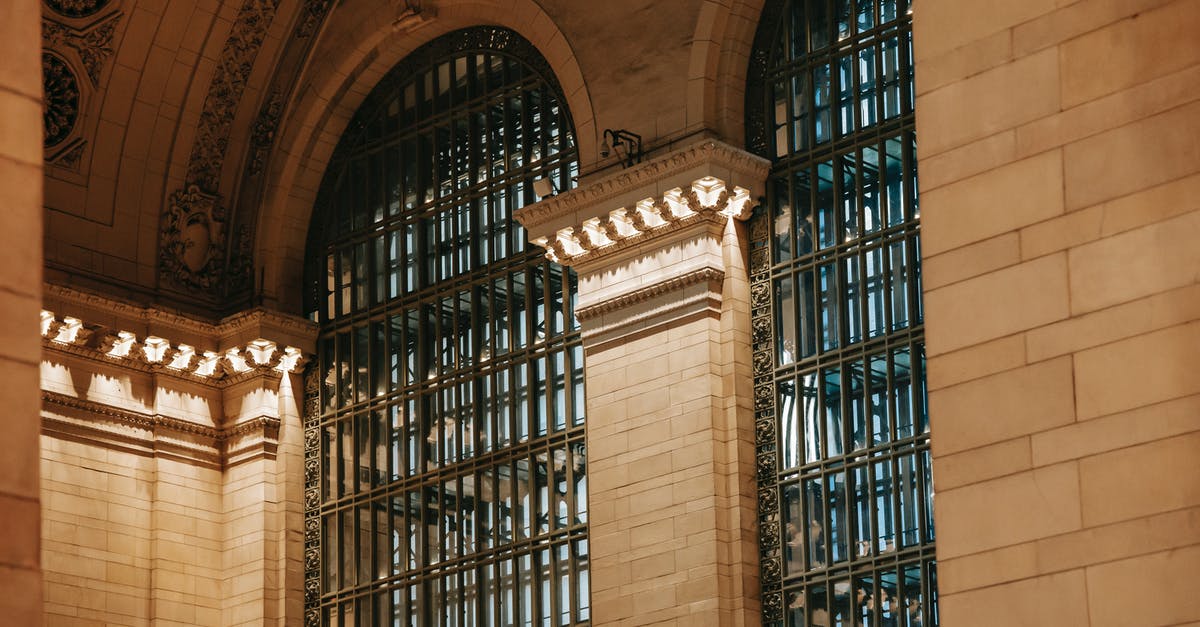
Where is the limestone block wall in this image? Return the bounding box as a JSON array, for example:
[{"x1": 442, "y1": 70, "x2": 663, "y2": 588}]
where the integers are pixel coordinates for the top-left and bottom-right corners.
[
  {"x1": 38, "y1": 291, "x2": 314, "y2": 626},
  {"x1": 914, "y1": 0, "x2": 1200, "y2": 624},
  {"x1": 515, "y1": 141, "x2": 769, "y2": 627},
  {"x1": 0, "y1": 0, "x2": 45, "y2": 624}
]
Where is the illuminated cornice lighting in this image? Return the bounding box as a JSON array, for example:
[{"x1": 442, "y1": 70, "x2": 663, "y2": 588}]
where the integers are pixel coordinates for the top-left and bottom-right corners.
[
  {"x1": 532, "y1": 176, "x2": 755, "y2": 266},
  {"x1": 224, "y1": 348, "x2": 252, "y2": 374},
  {"x1": 40, "y1": 310, "x2": 56, "y2": 336},
  {"x1": 52, "y1": 317, "x2": 83, "y2": 345},
  {"x1": 39, "y1": 310, "x2": 308, "y2": 381},
  {"x1": 107, "y1": 331, "x2": 137, "y2": 358},
  {"x1": 142, "y1": 336, "x2": 170, "y2": 363},
  {"x1": 166, "y1": 345, "x2": 196, "y2": 371},
  {"x1": 276, "y1": 346, "x2": 303, "y2": 372},
  {"x1": 246, "y1": 339, "x2": 277, "y2": 366}
]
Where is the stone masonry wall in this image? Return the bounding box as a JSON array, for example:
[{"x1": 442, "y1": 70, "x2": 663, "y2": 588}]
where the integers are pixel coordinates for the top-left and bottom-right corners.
[
  {"x1": 0, "y1": 0, "x2": 46, "y2": 624},
  {"x1": 914, "y1": 0, "x2": 1200, "y2": 624}
]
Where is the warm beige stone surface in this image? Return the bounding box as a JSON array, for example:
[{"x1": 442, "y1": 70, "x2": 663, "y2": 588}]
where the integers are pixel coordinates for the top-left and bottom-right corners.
[
  {"x1": 926, "y1": 334, "x2": 1026, "y2": 391},
  {"x1": 1067, "y1": 211, "x2": 1200, "y2": 315},
  {"x1": 1019, "y1": 205, "x2": 1102, "y2": 260},
  {"x1": 929, "y1": 356, "x2": 1074, "y2": 456},
  {"x1": 1025, "y1": 283, "x2": 1200, "y2": 363},
  {"x1": 1072, "y1": 321, "x2": 1200, "y2": 420},
  {"x1": 920, "y1": 130, "x2": 1017, "y2": 191},
  {"x1": 1059, "y1": 0, "x2": 1200, "y2": 108},
  {"x1": 1031, "y1": 393, "x2": 1200, "y2": 467},
  {"x1": 913, "y1": 0, "x2": 1055, "y2": 62},
  {"x1": 1063, "y1": 100, "x2": 1200, "y2": 211},
  {"x1": 923, "y1": 232, "x2": 1020, "y2": 291},
  {"x1": 1086, "y1": 545, "x2": 1200, "y2": 627},
  {"x1": 935, "y1": 461, "x2": 1081, "y2": 559},
  {"x1": 572, "y1": 205, "x2": 757, "y2": 625},
  {"x1": 916, "y1": 48, "x2": 1059, "y2": 156},
  {"x1": 1, "y1": 0, "x2": 43, "y2": 623},
  {"x1": 933, "y1": 437, "x2": 1031, "y2": 491},
  {"x1": 923, "y1": 253, "x2": 1069, "y2": 355},
  {"x1": 1079, "y1": 431, "x2": 1200, "y2": 527},
  {"x1": 936, "y1": 542, "x2": 1037, "y2": 596},
  {"x1": 939, "y1": 570, "x2": 1090, "y2": 626},
  {"x1": 921, "y1": 150, "x2": 1063, "y2": 256},
  {"x1": 918, "y1": 3, "x2": 1200, "y2": 619}
]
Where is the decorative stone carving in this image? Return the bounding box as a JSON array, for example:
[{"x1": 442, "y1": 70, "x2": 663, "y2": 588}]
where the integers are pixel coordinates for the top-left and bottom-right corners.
[
  {"x1": 162, "y1": 0, "x2": 281, "y2": 292},
  {"x1": 45, "y1": 0, "x2": 111, "y2": 18},
  {"x1": 53, "y1": 141, "x2": 86, "y2": 169},
  {"x1": 248, "y1": 90, "x2": 283, "y2": 176},
  {"x1": 574, "y1": 267, "x2": 725, "y2": 321},
  {"x1": 42, "y1": 53, "x2": 79, "y2": 148},
  {"x1": 515, "y1": 140, "x2": 771, "y2": 233},
  {"x1": 42, "y1": 391, "x2": 285, "y2": 468},
  {"x1": 161, "y1": 185, "x2": 227, "y2": 290},
  {"x1": 527, "y1": 175, "x2": 756, "y2": 267},
  {"x1": 40, "y1": 308, "x2": 309, "y2": 383},
  {"x1": 44, "y1": 13, "x2": 120, "y2": 86},
  {"x1": 295, "y1": 0, "x2": 334, "y2": 39}
]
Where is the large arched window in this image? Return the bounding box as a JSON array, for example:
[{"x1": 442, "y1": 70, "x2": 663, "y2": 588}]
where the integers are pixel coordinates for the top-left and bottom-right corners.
[
  {"x1": 302, "y1": 27, "x2": 589, "y2": 626},
  {"x1": 747, "y1": 2, "x2": 936, "y2": 625}
]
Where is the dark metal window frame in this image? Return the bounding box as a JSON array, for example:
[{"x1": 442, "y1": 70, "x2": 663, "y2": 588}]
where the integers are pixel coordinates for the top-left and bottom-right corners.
[
  {"x1": 302, "y1": 26, "x2": 589, "y2": 627},
  {"x1": 747, "y1": 2, "x2": 937, "y2": 625}
]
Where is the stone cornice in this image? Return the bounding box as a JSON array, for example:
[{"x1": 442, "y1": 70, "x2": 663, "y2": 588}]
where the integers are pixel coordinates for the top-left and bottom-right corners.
[
  {"x1": 575, "y1": 267, "x2": 725, "y2": 321},
  {"x1": 42, "y1": 391, "x2": 283, "y2": 468},
  {"x1": 42, "y1": 284, "x2": 315, "y2": 386},
  {"x1": 44, "y1": 283, "x2": 318, "y2": 343},
  {"x1": 523, "y1": 175, "x2": 757, "y2": 268},
  {"x1": 514, "y1": 139, "x2": 770, "y2": 232}
]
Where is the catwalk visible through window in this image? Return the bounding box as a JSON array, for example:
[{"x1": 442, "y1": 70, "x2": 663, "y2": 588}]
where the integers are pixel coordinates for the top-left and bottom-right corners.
[
  {"x1": 747, "y1": 1, "x2": 937, "y2": 625},
  {"x1": 302, "y1": 27, "x2": 588, "y2": 627}
]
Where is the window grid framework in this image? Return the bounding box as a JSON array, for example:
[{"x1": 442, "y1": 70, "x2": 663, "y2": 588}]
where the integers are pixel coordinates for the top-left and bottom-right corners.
[
  {"x1": 302, "y1": 27, "x2": 589, "y2": 627},
  {"x1": 747, "y1": 1, "x2": 938, "y2": 626}
]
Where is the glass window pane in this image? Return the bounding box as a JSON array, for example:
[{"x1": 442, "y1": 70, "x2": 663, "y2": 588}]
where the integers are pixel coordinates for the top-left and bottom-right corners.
[{"x1": 307, "y1": 29, "x2": 585, "y2": 624}]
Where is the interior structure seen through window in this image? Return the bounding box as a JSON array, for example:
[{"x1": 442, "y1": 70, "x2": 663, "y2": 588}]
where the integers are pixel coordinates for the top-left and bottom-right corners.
[
  {"x1": 302, "y1": 27, "x2": 588, "y2": 626},
  {"x1": 746, "y1": 1, "x2": 937, "y2": 625}
]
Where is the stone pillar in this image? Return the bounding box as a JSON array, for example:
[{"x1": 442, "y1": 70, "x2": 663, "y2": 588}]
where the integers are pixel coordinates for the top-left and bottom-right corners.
[
  {"x1": 38, "y1": 289, "x2": 314, "y2": 625},
  {"x1": 914, "y1": 0, "x2": 1200, "y2": 624},
  {"x1": 0, "y1": 0, "x2": 45, "y2": 624},
  {"x1": 515, "y1": 140, "x2": 769, "y2": 626}
]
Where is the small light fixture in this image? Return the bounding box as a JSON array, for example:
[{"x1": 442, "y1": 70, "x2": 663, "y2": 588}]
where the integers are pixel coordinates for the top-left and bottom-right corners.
[
  {"x1": 532, "y1": 178, "x2": 558, "y2": 198},
  {"x1": 600, "y1": 129, "x2": 643, "y2": 168}
]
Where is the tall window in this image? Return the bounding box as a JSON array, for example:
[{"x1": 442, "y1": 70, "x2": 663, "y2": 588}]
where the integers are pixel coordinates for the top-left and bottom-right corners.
[
  {"x1": 302, "y1": 27, "x2": 589, "y2": 626},
  {"x1": 746, "y1": 2, "x2": 936, "y2": 625}
]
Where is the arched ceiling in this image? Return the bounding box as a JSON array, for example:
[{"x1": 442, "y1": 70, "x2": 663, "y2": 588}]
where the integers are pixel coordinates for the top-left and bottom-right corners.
[{"x1": 39, "y1": 0, "x2": 767, "y2": 317}]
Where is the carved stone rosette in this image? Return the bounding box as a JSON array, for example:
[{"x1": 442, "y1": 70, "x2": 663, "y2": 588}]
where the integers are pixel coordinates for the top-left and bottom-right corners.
[
  {"x1": 42, "y1": 52, "x2": 79, "y2": 148},
  {"x1": 45, "y1": 0, "x2": 111, "y2": 18},
  {"x1": 42, "y1": 2, "x2": 123, "y2": 168}
]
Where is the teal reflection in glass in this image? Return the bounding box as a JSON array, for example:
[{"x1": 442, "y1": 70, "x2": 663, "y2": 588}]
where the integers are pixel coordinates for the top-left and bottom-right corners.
[
  {"x1": 846, "y1": 255, "x2": 863, "y2": 344},
  {"x1": 819, "y1": 263, "x2": 840, "y2": 351},
  {"x1": 814, "y1": 64, "x2": 832, "y2": 144},
  {"x1": 823, "y1": 367, "x2": 844, "y2": 458},
  {"x1": 869, "y1": 353, "x2": 890, "y2": 445},
  {"x1": 817, "y1": 162, "x2": 837, "y2": 249},
  {"x1": 848, "y1": 360, "x2": 868, "y2": 452},
  {"x1": 827, "y1": 472, "x2": 849, "y2": 563}
]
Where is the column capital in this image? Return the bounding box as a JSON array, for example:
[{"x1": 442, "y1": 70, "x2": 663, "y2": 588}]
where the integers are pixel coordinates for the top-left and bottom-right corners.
[{"x1": 514, "y1": 139, "x2": 770, "y2": 268}]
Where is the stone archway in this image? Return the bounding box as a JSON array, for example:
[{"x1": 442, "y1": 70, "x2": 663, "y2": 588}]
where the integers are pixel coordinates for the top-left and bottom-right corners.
[{"x1": 251, "y1": 0, "x2": 596, "y2": 315}]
